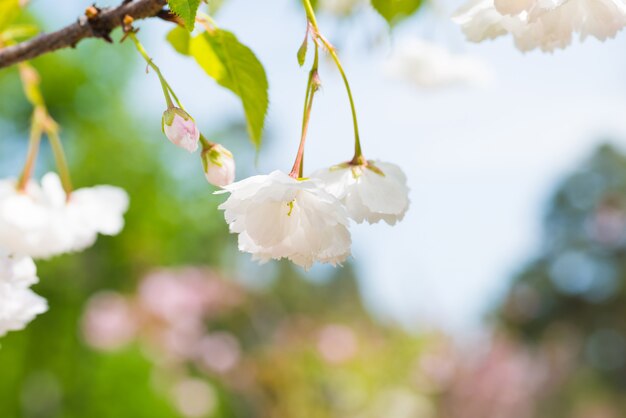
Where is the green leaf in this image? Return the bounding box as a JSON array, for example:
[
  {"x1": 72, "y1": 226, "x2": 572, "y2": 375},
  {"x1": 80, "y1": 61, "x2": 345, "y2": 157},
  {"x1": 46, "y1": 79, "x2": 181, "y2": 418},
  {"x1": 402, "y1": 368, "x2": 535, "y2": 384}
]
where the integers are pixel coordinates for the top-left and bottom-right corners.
[
  {"x1": 0, "y1": 0, "x2": 20, "y2": 32},
  {"x1": 370, "y1": 0, "x2": 422, "y2": 25},
  {"x1": 190, "y1": 29, "x2": 269, "y2": 148},
  {"x1": 167, "y1": 0, "x2": 201, "y2": 31},
  {"x1": 297, "y1": 34, "x2": 308, "y2": 67},
  {"x1": 166, "y1": 26, "x2": 191, "y2": 55}
]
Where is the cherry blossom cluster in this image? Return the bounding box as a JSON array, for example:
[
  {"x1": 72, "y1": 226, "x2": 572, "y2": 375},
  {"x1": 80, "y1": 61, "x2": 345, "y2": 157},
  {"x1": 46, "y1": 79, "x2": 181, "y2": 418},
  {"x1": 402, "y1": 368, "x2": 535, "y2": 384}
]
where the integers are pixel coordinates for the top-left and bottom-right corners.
[
  {"x1": 131, "y1": 9, "x2": 410, "y2": 271},
  {"x1": 0, "y1": 65, "x2": 130, "y2": 337},
  {"x1": 0, "y1": 173, "x2": 129, "y2": 336},
  {"x1": 216, "y1": 163, "x2": 409, "y2": 270},
  {"x1": 453, "y1": 0, "x2": 626, "y2": 51},
  {"x1": 215, "y1": 6, "x2": 411, "y2": 270}
]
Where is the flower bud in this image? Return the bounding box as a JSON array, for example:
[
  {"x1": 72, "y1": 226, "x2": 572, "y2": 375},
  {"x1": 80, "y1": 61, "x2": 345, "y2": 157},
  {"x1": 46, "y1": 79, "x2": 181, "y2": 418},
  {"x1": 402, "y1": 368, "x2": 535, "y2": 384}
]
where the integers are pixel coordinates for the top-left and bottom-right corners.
[
  {"x1": 202, "y1": 144, "x2": 235, "y2": 187},
  {"x1": 162, "y1": 108, "x2": 200, "y2": 153}
]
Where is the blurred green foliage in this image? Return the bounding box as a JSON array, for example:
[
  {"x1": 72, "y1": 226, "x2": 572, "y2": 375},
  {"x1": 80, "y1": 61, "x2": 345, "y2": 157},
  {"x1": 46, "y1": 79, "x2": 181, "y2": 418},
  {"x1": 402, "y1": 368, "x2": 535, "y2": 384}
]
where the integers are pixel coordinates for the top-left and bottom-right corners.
[
  {"x1": 496, "y1": 144, "x2": 626, "y2": 415},
  {"x1": 0, "y1": 29, "x2": 231, "y2": 418}
]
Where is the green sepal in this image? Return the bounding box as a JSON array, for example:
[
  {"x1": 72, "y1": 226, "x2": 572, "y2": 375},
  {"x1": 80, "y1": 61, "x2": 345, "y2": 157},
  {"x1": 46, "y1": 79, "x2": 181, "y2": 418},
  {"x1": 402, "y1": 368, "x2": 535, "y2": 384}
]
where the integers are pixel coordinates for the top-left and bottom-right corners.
[
  {"x1": 162, "y1": 107, "x2": 192, "y2": 129},
  {"x1": 366, "y1": 161, "x2": 385, "y2": 177}
]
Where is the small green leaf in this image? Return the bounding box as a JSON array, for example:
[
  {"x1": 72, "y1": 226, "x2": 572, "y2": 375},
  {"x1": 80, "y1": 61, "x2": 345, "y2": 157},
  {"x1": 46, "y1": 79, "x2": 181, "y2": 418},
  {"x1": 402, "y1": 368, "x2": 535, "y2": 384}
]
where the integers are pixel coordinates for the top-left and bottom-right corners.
[
  {"x1": 190, "y1": 29, "x2": 269, "y2": 148},
  {"x1": 370, "y1": 0, "x2": 422, "y2": 25},
  {"x1": 207, "y1": 0, "x2": 226, "y2": 14},
  {"x1": 0, "y1": 0, "x2": 20, "y2": 32},
  {"x1": 167, "y1": 0, "x2": 201, "y2": 31},
  {"x1": 1, "y1": 24, "x2": 38, "y2": 41},
  {"x1": 166, "y1": 26, "x2": 191, "y2": 55},
  {"x1": 297, "y1": 34, "x2": 308, "y2": 67}
]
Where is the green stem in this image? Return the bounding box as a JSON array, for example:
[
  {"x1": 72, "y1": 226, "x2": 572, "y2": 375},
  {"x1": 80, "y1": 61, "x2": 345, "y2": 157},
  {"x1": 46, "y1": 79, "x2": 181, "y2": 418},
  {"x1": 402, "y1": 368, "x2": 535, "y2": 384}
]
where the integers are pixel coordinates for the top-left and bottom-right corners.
[
  {"x1": 47, "y1": 127, "x2": 73, "y2": 196},
  {"x1": 301, "y1": 0, "x2": 363, "y2": 161},
  {"x1": 16, "y1": 110, "x2": 43, "y2": 192},
  {"x1": 129, "y1": 32, "x2": 175, "y2": 109},
  {"x1": 301, "y1": 0, "x2": 319, "y2": 30},
  {"x1": 166, "y1": 84, "x2": 184, "y2": 110},
  {"x1": 324, "y1": 44, "x2": 362, "y2": 160}
]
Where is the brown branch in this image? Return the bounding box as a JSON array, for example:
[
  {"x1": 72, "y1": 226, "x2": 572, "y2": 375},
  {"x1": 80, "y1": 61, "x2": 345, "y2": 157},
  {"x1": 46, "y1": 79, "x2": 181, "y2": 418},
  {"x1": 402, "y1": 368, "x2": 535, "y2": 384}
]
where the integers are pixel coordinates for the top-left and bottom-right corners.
[{"x1": 0, "y1": 0, "x2": 168, "y2": 70}]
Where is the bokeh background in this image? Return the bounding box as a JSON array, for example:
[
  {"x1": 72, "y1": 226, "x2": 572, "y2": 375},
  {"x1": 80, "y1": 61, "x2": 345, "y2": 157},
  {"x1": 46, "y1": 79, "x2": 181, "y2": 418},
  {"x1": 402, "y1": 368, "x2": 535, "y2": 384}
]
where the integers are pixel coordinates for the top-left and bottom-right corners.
[{"x1": 3, "y1": 0, "x2": 626, "y2": 417}]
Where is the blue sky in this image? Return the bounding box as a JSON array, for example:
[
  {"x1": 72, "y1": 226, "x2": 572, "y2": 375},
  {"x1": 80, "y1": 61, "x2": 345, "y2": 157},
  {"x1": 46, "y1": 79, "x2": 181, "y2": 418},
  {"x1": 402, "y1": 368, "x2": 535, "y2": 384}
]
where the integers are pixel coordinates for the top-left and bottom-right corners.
[{"x1": 48, "y1": 0, "x2": 626, "y2": 333}]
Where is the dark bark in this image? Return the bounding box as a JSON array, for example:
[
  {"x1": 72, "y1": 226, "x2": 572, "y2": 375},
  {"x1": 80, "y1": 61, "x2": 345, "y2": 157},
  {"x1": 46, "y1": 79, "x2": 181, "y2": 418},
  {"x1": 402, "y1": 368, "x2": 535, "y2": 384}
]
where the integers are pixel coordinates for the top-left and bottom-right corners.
[{"x1": 0, "y1": 0, "x2": 168, "y2": 69}]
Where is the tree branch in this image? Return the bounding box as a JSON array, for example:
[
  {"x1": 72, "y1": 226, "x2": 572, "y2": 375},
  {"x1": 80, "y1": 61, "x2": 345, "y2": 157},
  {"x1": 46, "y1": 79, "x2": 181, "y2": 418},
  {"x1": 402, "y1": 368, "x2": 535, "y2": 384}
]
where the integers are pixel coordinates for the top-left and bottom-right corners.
[{"x1": 0, "y1": 0, "x2": 168, "y2": 70}]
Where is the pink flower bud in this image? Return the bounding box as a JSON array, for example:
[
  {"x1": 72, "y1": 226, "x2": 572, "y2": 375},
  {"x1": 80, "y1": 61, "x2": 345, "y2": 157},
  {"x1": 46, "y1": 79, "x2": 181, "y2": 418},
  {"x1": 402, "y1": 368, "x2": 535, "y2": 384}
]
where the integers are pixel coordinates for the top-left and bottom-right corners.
[
  {"x1": 202, "y1": 144, "x2": 235, "y2": 187},
  {"x1": 162, "y1": 108, "x2": 200, "y2": 153}
]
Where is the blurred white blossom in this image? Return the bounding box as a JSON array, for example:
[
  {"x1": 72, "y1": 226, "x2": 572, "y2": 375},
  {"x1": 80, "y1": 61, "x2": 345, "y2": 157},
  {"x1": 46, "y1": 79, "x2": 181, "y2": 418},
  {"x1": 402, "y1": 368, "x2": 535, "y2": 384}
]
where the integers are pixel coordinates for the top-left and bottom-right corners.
[
  {"x1": 171, "y1": 378, "x2": 217, "y2": 418},
  {"x1": 318, "y1": 0, "x2": 366, "y2": 15},
  {"x1": 384, "y1": 38, "x2": 494, "y2": 88},
  {"x1": 0, "y1": 253, "x2": 47, "y2": 337},
  {"x1": 217, "y1": 171, "x2": 352, "y2": 269},
  {"x1": 0, "y1": 173, "x2": 129, "y2": 259},
  {"x1": 453, "y1": 0, "x2": 626, "y2": 52}
]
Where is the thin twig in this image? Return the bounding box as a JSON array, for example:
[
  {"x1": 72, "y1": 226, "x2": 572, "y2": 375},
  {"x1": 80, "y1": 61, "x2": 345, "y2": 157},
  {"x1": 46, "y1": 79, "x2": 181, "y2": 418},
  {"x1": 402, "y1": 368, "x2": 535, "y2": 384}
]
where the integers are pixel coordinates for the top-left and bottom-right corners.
[{"x1": 0, "y1": 0, "x2": 167, "y2": 70}]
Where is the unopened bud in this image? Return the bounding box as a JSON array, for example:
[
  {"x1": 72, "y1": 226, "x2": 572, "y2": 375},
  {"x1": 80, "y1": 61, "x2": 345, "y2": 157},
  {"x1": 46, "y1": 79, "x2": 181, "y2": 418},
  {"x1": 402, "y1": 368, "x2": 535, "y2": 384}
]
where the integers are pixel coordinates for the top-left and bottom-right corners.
[
  {"x1": 201, "y1": 144, "x2": 235, "y2": 187},
  {"x1": 85, "y1": 6, "x2": 99, "y2": 19},
  {"x1": 162, "y1": 108, "x2": 199, "y2": 153}
]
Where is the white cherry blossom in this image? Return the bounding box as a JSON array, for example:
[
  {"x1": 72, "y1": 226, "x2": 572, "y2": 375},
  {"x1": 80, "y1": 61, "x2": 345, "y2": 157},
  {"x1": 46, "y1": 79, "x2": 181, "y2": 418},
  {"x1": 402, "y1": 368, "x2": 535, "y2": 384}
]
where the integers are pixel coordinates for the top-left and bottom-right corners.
[
  {"x1": 0, "y1": 173, "x2": 129, "y2": 259},
  {"x1": 217, "y1": 171, "x2": 351, "y2": 269},
  {"x1": 452, "y1": 0, "x2": 519, "y2": 42},
  {"x1": 0, "y1": 253, "x2": 47, "y2": 337},
  {"x1": 495, "y1": 0, "x2": 537, "y2": 15},
  {"x1": 312, "y1": 160, "x2": 410, "y2": 225},
  {"x1": 453, "y1": 0, "x2": 626, "y2": 52}
]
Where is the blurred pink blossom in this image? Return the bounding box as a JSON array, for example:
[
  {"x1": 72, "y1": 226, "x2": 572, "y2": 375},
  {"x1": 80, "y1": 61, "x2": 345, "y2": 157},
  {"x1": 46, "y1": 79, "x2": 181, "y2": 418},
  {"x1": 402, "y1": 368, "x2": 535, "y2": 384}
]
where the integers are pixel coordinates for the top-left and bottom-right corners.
[
  {"x1": 317, "y1": 324, "x2": 358, "y2": 364},
  {"x1": 196, "y1": 331, "x2": 241, "y2": 374},
  {"x1": 444, "y1": 336, "x2": 550, "y2": 418},
  {"x1": 81, "y1": 291, "x2": 137, "y2": 351}
]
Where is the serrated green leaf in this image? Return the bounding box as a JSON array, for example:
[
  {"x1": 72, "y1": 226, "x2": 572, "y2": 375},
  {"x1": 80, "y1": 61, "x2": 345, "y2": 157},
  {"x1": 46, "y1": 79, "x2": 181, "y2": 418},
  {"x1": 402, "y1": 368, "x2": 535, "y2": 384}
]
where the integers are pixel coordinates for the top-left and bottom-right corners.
[
  {"x1": 370, "y1": 0, "x2": 422, "y2": 25},
  {"x1": 166, "y1": 26, "x2": 191, "y2": 55},
  {"x1": 190, "y1": 29, "x2": 269, "y2": 148},
  {"x1": 167, "y1": 0, "x2": 201, "y2": 31},
  {"x1": 297, "y1": 35, "x2": 308, "y2": 67},
  {"x1": 0, "y1": 0, "x2": 20, "y2": 32}
]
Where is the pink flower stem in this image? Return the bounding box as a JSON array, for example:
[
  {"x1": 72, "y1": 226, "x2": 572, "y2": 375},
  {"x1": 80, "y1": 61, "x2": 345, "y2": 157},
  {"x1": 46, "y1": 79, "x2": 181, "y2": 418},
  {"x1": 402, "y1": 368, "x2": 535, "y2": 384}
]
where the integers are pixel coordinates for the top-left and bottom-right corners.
[
  {"x1": 290, "y1": 40, "x2": 320, "y2": 179},
  {"x1": 47, "y1": 127, "x2": 73, "y2": 197},
  {"x1": 16, "y1": 108, "x2": 44, "y2": 192}
]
